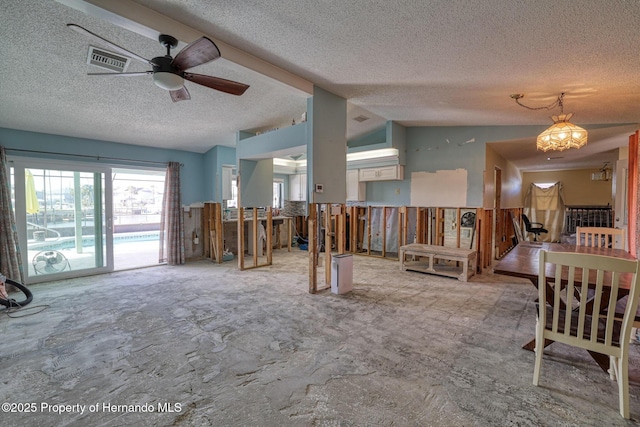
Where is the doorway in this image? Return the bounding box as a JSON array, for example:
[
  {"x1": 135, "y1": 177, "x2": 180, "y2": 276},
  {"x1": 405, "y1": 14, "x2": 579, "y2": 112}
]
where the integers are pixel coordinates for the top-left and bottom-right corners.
[
  {"x1": 493, "y1": 166, "x2": 502, "y2": 259},
  {"x1": 112, "y1": 168, "x2": 165, "y2": 270},
  {"x1": 614, "y1": 159, "x2": 628, "y2": 250}
]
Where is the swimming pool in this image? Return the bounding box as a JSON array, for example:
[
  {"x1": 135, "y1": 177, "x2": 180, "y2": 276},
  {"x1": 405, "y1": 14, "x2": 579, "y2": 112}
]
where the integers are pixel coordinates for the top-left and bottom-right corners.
[{"x1": 28, "y1": 231, "x2": 160, "y2": 251}]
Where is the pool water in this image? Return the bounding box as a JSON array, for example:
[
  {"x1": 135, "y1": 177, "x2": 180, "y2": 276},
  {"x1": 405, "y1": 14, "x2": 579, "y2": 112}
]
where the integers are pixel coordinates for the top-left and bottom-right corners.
[{"x1": 28, "y1": 231, "x2": 160, "y2": 251}]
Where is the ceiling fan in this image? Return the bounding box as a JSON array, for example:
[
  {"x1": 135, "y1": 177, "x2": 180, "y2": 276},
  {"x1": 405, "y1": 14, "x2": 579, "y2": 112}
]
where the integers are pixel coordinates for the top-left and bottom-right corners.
[{"x1": 68, "y1": 24, "x2": 249, "y2": 102}]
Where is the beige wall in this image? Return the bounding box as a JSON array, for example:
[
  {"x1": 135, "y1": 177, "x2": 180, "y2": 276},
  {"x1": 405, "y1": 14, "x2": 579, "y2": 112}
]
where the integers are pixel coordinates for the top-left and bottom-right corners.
[
  {"x1": 485, "y1": 146, "x2": 615, "y2": 208},
  {"x1": 484, "y1": 145, "x2": 522, "y2": 208},
  {"x1": 522, "y1": 169, "x2": 613, "y2": 206}
]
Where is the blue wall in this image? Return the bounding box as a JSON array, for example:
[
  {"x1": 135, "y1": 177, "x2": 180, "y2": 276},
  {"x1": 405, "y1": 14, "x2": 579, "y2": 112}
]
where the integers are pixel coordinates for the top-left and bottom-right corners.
[
  {"x1": 240, "y1": 159, "x2": 273, "y2": 207},
  {"x1": 2, "y1": 124, "x2": 548, "y2": 209},
  {"x1": 203, "y1": 145, "x2": 236, "y2": 202},
  {"x1": 307, "y1": 87, "x2": 347, "y2": 203},
  {"x1": 0, "y1": 128, "x2": 206, "y2": 205},
  {"x1": 365, "y1": 125, "x2": 544, "y2": 207},
  {"x1": 236, "y1": 123, "x2": 307, "y2": 160},
  {"x1": 348, "y1": 128, "x2": 386, "y2": 151}
]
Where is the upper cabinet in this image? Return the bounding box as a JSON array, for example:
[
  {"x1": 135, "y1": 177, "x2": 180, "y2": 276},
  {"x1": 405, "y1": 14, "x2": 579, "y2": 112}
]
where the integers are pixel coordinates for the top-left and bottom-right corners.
[
  {"x1": 347, "y1": 169, "x2": 365, "y2": 201},
  {"x1": 359, "y1": 165, "x2": 404, "y2": 182},
  {"x1": 289, "y1": 173, "x2": 307, "y2": 201}
]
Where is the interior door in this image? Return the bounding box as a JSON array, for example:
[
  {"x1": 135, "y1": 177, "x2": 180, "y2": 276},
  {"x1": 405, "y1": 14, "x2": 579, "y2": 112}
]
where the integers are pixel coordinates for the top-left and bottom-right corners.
[
  {"x1": 493, "y1": 167, "x2": 502, "y2": 258},
  {"x1": 12, "y1": 160, "x2": 113, "y2": 283}
]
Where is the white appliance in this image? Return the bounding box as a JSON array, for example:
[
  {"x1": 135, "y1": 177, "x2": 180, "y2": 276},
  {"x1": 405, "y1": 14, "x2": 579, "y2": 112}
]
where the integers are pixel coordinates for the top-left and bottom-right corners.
[
  {"x1": 247, "y1": 221, "x2": 265, "y2": 256},
  {"x1": 331, "y1": 254, "x2": 353, "y2": 295}
]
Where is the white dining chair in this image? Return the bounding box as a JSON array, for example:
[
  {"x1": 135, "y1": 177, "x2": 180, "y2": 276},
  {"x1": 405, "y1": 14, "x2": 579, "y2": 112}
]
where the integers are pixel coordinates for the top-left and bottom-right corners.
[
  {"x1": 533, "y1": 250, "x2": 640, "y2": 419},
  {"x1": 575, "y1": 227, "x2": 638, "y2": 341},
  {"x1": 576, "y1": 226, "x2": 625, "y2": 250}
]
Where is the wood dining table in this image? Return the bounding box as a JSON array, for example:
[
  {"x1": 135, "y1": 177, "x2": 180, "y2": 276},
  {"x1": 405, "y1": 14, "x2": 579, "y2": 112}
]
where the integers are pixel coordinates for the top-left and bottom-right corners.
[{"x1": 494, "y1": 241, "x2": 637, "y2": 372}]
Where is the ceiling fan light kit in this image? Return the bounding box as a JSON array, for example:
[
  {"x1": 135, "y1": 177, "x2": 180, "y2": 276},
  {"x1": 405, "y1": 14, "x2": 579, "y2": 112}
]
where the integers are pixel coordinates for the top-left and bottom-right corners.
[
  {"x1": 153, "y1": 72, "x2": 184, "y2": 90},
  {"x1": 68, "y1": 24, "x2": 249, "y2": 102},
  {"x1": 511, "y1": 92, "x2": 588, "y2": 152}
]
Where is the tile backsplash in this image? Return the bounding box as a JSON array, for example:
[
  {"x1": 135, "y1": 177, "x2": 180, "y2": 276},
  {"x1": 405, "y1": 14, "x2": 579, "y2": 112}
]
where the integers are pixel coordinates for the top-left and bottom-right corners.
[{"x1": 283, "y1": 200, "x2": 307, "y2": 217}]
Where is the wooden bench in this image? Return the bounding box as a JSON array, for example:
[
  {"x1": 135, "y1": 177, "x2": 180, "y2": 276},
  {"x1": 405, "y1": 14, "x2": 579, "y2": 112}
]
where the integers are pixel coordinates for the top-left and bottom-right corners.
[{"x1": 399, "y1": 243, "x2": 476, "y2": 282}]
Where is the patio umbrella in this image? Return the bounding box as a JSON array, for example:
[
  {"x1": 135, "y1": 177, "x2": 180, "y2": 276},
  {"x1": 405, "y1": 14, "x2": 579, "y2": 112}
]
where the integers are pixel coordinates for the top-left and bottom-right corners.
[{"x1": 25, "y1": 169, "x2": 39, "y2": 214}]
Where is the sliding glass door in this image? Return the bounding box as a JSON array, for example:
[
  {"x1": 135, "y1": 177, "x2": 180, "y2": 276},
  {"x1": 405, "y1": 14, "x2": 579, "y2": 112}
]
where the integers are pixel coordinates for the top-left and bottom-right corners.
[
  {"x1": 111, "y1": 168, "x2": 165, "y2": 270},
  {"x1": 12, "y1": 160, "x2": 113, "y2": 283}
]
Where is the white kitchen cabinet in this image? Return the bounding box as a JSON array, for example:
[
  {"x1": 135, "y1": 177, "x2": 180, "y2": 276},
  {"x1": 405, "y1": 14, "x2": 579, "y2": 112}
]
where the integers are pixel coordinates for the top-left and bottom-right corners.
[
  {"x1": 346, "y1": 169, "x2": 365, "y2": 201},
  {"x1": 289, "y1": 173, "x2": 307, "y2": 201},
  {"x1": 222, "y1": 165, "x2": 233, "y2": 200},
  {"x1": 358, "y1": 165, "x2": 404, "y2": 181}
]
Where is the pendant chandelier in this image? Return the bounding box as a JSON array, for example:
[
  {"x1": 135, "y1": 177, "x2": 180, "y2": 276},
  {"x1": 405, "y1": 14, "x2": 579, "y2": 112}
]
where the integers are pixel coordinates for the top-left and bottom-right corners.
[{"x1": 511, "y1": 92, "x2": 588, "y2": 152}]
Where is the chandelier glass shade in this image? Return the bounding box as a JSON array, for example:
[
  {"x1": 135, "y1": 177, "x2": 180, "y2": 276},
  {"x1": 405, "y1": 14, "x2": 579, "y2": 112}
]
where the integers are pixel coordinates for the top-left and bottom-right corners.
[{"x1": 536, "y1": 113, "x2": 588, "y2": 152}]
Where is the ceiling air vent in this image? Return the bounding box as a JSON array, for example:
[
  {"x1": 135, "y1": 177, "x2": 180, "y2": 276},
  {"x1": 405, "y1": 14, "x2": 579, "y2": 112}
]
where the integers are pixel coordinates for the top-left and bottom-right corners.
[
  {"x1": 353, "y1": 115, "x2": 370, "y2": 123},
  {"x1": 86, "y1": 46, "x2": 131, "y2": 72}
]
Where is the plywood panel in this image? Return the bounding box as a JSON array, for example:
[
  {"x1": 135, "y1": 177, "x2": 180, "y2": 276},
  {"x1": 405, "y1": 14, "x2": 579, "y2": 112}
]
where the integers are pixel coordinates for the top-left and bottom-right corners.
[{"x1": 410, "y1": 169, "x2": 467, "y2": 207}]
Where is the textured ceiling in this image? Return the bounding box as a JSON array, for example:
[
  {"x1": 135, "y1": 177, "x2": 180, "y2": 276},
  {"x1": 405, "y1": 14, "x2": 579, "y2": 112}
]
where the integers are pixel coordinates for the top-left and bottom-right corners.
[{"x1": 1, "y1": 0, "x2": 639, "y2": 171}]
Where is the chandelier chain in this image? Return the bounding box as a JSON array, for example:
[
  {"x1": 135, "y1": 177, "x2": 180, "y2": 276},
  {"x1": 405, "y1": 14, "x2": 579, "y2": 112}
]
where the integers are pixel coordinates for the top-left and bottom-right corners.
[
  {"x1": 510, "y1": 91, "x2": 586, "y2": 151},
  {"x1": 514, "y1": 92, "x2": 565, "y2": 114}
]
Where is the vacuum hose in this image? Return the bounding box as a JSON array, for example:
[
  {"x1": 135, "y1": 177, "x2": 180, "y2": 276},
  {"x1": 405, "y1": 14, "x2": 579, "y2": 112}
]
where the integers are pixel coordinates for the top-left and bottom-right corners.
[{"x1": 0, "y1": 278, "x2": 33, "y2": 308}]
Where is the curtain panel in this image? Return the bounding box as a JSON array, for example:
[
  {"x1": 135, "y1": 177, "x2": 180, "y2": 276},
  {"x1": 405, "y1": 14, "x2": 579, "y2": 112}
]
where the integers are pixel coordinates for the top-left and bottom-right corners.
[
  {"x1": 630, "y1": 130, "x2": 639, "y2": 257},
  {"x1": 159, "y1": 162, "x2": 185, "y2": 265},
  {"x1": 0, "y1": 146, "x2": 24, "y2": 281},
  {"x1": 523, "y1": 182, "x2": 566, "y2": 243}
]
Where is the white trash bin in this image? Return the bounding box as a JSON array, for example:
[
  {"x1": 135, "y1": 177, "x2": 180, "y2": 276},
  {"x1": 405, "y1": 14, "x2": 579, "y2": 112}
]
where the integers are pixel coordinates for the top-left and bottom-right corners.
[{"x1": 331, "y1": 254, "x2": 353, "y2": 295}]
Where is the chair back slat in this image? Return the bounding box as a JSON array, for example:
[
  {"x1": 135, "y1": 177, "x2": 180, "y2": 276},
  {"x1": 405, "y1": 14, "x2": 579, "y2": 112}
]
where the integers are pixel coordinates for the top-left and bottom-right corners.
[
  {"x1": 603, "y1": 272, "x2": 622, "y2": 346},
  {"x1": 590, "y1": 269, "x2": 605, "y2": 343},
  {"x1": 577, "y1": 270, "x2": 589, "y2": 339},
  {"x1": 551, "y1": 263, "x2": 563, "y2": 332},
  {"x1": 564, "y1": 266, "x2": 576, "y2": 334}
]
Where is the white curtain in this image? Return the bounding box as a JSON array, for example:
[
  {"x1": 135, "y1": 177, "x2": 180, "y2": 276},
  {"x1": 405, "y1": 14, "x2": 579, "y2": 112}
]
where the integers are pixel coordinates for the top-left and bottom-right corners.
[{"x1": 523, "y1": 182, "x2": 566, "y2": 243}]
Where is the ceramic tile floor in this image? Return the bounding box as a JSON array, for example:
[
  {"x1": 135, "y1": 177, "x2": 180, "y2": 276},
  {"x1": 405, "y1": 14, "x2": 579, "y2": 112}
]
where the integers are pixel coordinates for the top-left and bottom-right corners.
[{"x1": 1, "y1": 250, "x2": 639, "y2": 426}]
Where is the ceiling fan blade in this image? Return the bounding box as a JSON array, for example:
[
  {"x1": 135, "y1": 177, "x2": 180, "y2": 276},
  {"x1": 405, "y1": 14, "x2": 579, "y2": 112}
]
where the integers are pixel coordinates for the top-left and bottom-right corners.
[
  {"x1": 172, "y1": 37, "x2": 221, "y2": 71},
  {"x1": 67, "y1": 23, "x2": 151, "y2": 65},
  {"x1": 87, "y1": 71, "x2": 152, "y2": 77},
  {"x1": 183, "y1": 72, "x2": 249, "y2": 96},
  {"x1": 170, "y1": 86, "x2": 191, "y2": 102}
]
